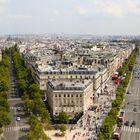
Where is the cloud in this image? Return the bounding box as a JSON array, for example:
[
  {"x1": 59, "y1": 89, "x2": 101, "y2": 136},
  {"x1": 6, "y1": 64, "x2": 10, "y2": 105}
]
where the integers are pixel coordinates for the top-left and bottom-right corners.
[
  {"x1": 49, "y1": 18, "x2": 55, "y2": 22},
  {"x1": 76, "y1": 7, "x2": 88, "y2": 15},
  {"x1": 75, "y1": 0, "x2": 140, "y2": 17},
  {"x1": 0, "y1": 0, "x2": 7, "y2": 5},
  {"x1": 0, "y1": 0, "x2": 8, "y2": 14},
  {"x1": 8, "y1": 14, "x2": 32, "y2": 20},
  {"x1": 52, "y1": 10, "x2": 60, "y2": 16}
]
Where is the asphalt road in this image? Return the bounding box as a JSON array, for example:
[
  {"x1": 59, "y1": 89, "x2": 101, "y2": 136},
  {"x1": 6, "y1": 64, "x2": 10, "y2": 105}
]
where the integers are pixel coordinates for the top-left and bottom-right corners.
[
  {"x1": 3, "y1": 55, "x2": 29, "y2": 140},
  {"x1": 120, "y1": 55, "x2": 140, "y2": 140}
]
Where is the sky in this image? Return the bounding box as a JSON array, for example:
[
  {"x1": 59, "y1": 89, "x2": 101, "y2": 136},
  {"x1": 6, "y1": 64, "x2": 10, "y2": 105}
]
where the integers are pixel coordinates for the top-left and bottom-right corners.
[{"x1": 1, "y1": 0, "x2": 140, "y2": 35}]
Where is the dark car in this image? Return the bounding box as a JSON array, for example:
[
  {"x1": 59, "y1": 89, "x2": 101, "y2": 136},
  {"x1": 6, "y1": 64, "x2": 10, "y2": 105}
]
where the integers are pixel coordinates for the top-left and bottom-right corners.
[
  {"x1": 132, "y1": 121, "x2": 136, "y2": 126},
  {"x1": 126, "y1": 91, "x2": 131, "y2": 94},
  {"x1": 133, "y1": 108, "x2": 137, "y2": 112},
  {"x1": 125, "y1": 121, "x2": 129, "y2": 126}
]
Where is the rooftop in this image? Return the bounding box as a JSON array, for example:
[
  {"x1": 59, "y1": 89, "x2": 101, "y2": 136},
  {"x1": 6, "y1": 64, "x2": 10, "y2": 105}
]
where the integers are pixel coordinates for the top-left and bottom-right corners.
[{"x1": 48, "y1": 79, "x2": 92, "y2": 91}]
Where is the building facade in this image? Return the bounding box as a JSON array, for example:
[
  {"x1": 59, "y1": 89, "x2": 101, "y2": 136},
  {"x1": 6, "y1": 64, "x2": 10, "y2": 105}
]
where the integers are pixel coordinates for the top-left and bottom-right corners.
[{"x1": 47, "y1": 79, "x2": 93, "y2": 116}]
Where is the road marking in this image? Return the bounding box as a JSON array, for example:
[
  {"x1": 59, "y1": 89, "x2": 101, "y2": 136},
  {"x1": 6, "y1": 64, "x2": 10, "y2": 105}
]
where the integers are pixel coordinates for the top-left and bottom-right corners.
[
  {"x1": 4, "y1": 126, "x2": 30, "y2": 132},
  {"x1": 8, "y1": 98, "x2": 21, "y2": 101},
  {"x1": 122, "y1": 126, "x2": 140, "y2": 133},
  {"x1": 10, "y1": 107, "x2": 16, "y2": 110},
  {"x1": 124, "y1": 109, "x2": 140, "y2": 113}
]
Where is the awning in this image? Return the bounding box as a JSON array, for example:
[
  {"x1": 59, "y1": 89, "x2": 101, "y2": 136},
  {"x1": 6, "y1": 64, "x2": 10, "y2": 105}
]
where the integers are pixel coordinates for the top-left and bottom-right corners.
[
  {"x1": 93, "y1": 103, "x2": 100, "y2": 107},
  {"x1": 113, "y1": 132, "x2": 120, "y2": 135},
  {"x1": 115, "y1": 72, "x2": 119, "y2": 75}
]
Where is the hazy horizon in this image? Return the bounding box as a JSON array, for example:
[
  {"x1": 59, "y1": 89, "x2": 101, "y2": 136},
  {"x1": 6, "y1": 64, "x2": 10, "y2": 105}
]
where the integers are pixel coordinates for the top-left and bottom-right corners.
[{"x1": 1, "y1": 0, "x2": 140, "y2": 35}]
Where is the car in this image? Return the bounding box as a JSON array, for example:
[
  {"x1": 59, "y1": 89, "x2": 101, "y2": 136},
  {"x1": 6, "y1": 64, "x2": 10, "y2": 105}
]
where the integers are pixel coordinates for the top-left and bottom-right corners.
[
  {"x1": 125, "y1": 121, "x2": 129, "y2": 126},
  {"x1": 132, "y1": 121, "x2": 136, "y2": 126},
  {"x1": 133, "y1": 108, "x2": 137, "y2": 112},
  {"x1": 16, "y1": 117, "x2": 20, "y2": 121},
  {"x1": 126, "y1": 91, "x2": 131, "y2": 94},
  {"x1": 17, "y1": 107, "x2": 22, "y2": 111}
]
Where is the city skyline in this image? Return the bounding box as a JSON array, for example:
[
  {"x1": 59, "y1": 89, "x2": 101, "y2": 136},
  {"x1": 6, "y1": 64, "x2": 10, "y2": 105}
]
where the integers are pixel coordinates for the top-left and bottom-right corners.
[{"x1": 0, "y1": 0, "x2": 140, "y2": 35}]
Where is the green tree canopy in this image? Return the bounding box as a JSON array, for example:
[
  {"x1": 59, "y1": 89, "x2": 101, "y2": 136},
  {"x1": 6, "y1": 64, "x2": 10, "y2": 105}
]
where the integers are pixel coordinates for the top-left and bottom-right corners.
[
  {"x1": 18, "y1": 79, "x2": 27, "y2": 93},
  {"x1": 40, "y1": 108, "x2": 51, "y2": 124},
  {"x1": 23, "y1": 99, "x2": 34, "y2": 114},
  {"x1": 60, "y1": 124, "x2": 67, "y2": 133},
  {"x1": 58, "y1": 112, "x2": 70, "y2": 124},
  {"x1": 0, "y1": 111, "x2": 11, "y2": 127}
]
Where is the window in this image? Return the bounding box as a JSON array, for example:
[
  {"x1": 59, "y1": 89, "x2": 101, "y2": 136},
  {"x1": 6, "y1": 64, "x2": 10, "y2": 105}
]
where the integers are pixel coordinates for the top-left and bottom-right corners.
[
  {"x1": 76, "y1": 94, "x2": 78, "y2": 97},
  {"x1": 71, "y1": 94, "x2": 73, "y2": 97},
  {"x1": 64, "y1": 100, "x2": 66, "y2": 104},
  {"x1": 67, "y1": 94, "x2": 70, "y2": 97},
  {"x1": 59, "y1": 94, "x2": 61, "y2": 97},
  {"x1": 80, "y1": 94, "x2": 82, "y2": 97},
  {"x1": 64, "y1": 94, "x2": 66, "y2": 97},
  {"x1": 55, "y1": 94, "x2": 57, "y2": 97},
  {"x1": 41, "y1": 84, "x2": 45, "y2": 87}
]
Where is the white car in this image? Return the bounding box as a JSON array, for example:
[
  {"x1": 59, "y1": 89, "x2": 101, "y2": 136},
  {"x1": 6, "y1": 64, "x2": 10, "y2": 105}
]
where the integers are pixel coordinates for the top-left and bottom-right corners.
[{"x1": 16, "y1": 117, "x2": 21, "y2": 121}]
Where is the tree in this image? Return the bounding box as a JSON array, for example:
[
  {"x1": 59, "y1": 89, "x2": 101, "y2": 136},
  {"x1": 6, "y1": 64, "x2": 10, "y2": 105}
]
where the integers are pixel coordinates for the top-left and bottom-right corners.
[
  {"x1": 27, "y1": 128, "x2": 49, "y2": 140},
  {"x1": 0, "y1": 80, "x2": 9, "y2": 92},
  {"x1": 17, "y1": 67, "x2": 27, "y2": 79},
  {"x1": 28, "y1": 84, "x2": 40, "y2": 95},
  {"x1": 0, "y1": 97, "x2": 10, "y2": 112},
  {"x1": 30, "y1": 92, "x2": 42, "y2": 100},
  {"x1": 27, "y1": 68, "x2": 34, "y2": 83},
  {"x1": 128, "y1": 65, "x2": 133, "y2": 71},
  {"x1": 27, "y1": 131, "x2": 35, "y2": 140},
  {"x1": 2, "y1": 55, "x2": 10, "y2": 67},
  {"x1": 60, "y1": 124, "x2": 67, "y2": 134},
  {"x1": 40, "y1": 108, "x2": 51, "y2": 124},
  {"x1": 28, "y1": 115, "x2": 49, "y2": 140},
  {"x1": 28, "y1": 115, "x2": 39, "y2": 127},
  {"x1": 0, "y1": 92, "x2": 7, "y2": 99},
  {"x1": 18, "y1": 79, "x2": 27, "y2": 93},
  {"x1": 33, "y1": 98, "x2": 45, "y2": 115},
  {"x1": 24, "y1": 99, "x2": 34, "y2": 114},
  {"x1": 100, "y1": 124, "x2": 111, "y2": 140},
  {"x1": 112, "y1": 97, "x2": 122, "y2": 108},
  {"x1": 98, "y1": 132, "x2": 104, "y2": 140},
  {"x1": 121, "y1": 79, "x2": 128, "y2": 87},
  {"x1": 108, "y1": 108, "x2": 118, "y2": 119},
  {"x1": 0, "y1": 111, "x2": 11, "y2": 127},
  {"x1": 58, "y1": 112, "x2": 69, "y2": 124},
  {"x1": 21, "y1": 93, "x2": 29, "y2": 101}
]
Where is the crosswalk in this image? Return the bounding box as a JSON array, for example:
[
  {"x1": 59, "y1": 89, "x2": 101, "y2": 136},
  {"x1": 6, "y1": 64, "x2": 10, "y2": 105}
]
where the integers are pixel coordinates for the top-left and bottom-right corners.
[
  {"x1": 10, "y1": 107, "x2": 16, "y2": 110},
  {"x1": 4, "y1": 126, "x2": 19, "y2": 132},
  {"x1": 122, "y1": 126, "x2": 140, "y2": 133},
  {"x1": 4, "y1": 126, "x2": 30, "y2": 132},
  {"x1": 123, "y1": 109, "x2": 140, "y2": 113},
  {"x1": 8, "y1": 98, "x2": 21, "y2": 101}
]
